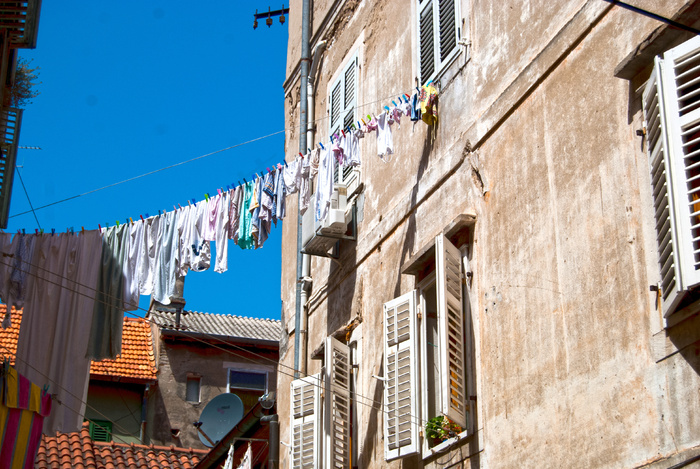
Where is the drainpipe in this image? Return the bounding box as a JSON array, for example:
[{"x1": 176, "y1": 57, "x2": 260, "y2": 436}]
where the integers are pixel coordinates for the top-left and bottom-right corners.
[
  {"x1": 294, "y1": 0, "x2": 311, "y2": 380},
  {"x1": 296, "y1": 40, "x2": 327, "y2": 377},
  {"x1": 261, "y1": 414, "x2": 279, "y2": 469},
  {"x1": 140, "y1": 384, "x2": 150, "y2": 443}
]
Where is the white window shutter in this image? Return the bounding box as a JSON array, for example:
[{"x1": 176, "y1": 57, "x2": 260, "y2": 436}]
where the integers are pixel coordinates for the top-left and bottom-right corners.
[
  {"x1": 435, "y1": 234, "x2": 467, "y2": 428},
  {"x1": 438, "y1": 0, "x2": 457, "y2": 62},
  {"x1": 642, "y1": 59, "x2": 685, "y2": 315},
  {"x1": 660, "y1": 35, "x2": 700, "y2": 297},
  {"x1": 418, "y1": 0, "x2": 435, "y2": 85},
  {"x1": 291, "y1": 374, "x2": 322, "y2": 468},
  {"x1": 324, "y1": 337, "x2": 351, "y2": 468},
  {"x1": 383, "y1": 290, "x2": 420, "y2": 461}
]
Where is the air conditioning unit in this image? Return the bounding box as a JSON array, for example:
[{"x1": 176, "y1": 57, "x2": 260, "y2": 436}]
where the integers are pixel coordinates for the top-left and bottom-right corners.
[{"x1": 301, "y1": 184, "x2": 354, "y2": 257}]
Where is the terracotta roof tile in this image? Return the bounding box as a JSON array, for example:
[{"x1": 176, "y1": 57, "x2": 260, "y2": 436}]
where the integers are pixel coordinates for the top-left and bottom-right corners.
[
  {"x1": 0, "y1": 306, "x2": 157, "y2": 381},
  {"x1": 36, "y1": 423, "x2": 207, "y2": 469}
]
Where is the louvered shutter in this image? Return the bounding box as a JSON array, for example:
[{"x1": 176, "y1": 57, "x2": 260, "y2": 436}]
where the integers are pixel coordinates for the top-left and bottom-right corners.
[
  {"x1": 383, "y1": 291, "x2": 420, "y2": 461},
  {"x1": 642, "y1": 59, "x2": 684, "y2": 315},
  {"x1": 418, "y1": 0, "x2": 435, "y2": 85},
  {"x1": 324, "y1": 337, "x2": 351, "y2": 468},
  {"x1": 329, "y1": 52, "x2": 360, "y2": 193},
  {"x1": 660, "y1": 36, "x2": 700, "y2": 300},
  {"x1": 331, "y1": 82, "x2": 342, "y2": 130},
  {"x1": 435, "y1": 235, "x2": 467, "y2": 428},
  {"x1": 291, "y1": 375, "x2": 322, "y2": 468},
  {"x1": 438, "y1": 0, "x2": 457, "y2": 61}
]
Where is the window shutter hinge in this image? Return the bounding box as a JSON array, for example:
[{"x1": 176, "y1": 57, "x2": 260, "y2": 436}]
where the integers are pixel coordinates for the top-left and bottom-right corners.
[{"x1": 637, "y1": 128, "x2": 646, "y2": 137}]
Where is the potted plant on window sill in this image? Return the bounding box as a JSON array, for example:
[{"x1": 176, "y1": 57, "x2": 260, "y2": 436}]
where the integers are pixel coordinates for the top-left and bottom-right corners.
[{"x1": 425, "y1": 416, "x2": 464, "y2": 447}]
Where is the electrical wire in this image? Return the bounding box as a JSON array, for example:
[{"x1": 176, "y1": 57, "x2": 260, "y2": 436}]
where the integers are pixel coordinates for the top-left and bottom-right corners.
[
  {"x1": 0, "y1": 245, "x2": 463, "y2": 437},
  {"x1": 14, "y1": 167, "x2": 41, "y2": 229},
  {"x1": 8, "y1": 87, "x2": 416, "y2": 222}
]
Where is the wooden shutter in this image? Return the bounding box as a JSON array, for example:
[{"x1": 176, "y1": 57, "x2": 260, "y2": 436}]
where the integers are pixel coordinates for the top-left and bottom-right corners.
[
  {"x1": 438, "y1": 0, "x2": 457, "y2": 61},
  {"x1": 331, "y1": 82, "x2": 342, "y2": 130},
  {"x1": 383, "y1": 291, "x2": 420, "y2": 461},
  {"x1": 642, "y1": 59, "x2": 684, "y2": 315},
  {"x1": 418, "y1": 0, "x2": 435, "y2": 85},
  {"x1": 660, "y1": 35, "x2": 700, "y2": 298},
  {"x1": 435, "y1": 235, "x2": 467, "y2": 428},
  {"x1": 291, "y1": 375, "x2": 322, "y2": 468},
  {"x1": 324, "y1": 337, "x2": 351, "y2": 468}
]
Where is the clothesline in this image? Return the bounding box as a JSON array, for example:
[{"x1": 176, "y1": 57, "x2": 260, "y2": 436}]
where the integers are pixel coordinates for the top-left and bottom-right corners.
[{"x1": 7, "y1": 86, "x2": 423, "y2": 222}]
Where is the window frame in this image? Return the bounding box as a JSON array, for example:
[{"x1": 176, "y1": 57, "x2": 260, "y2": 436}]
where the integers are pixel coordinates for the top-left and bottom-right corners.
[
  {"x1": 185, "y1": 373, "x2": 201, "y2": 403},
  {"x1": 642, "y1": 34, "x2": 700, "y2": 318},
  {"x1": 415, "y1": 0, "x2": 462, "y2": 86},
  {"x1": 226, "y1": 368, "x2": 269, "y2": 394},
  {"x1": 383, "y1": 233, "x2": 474, "y2": 461},
  {"x1": 327, "y1": 49, "x2": 361, "y2": 198}
]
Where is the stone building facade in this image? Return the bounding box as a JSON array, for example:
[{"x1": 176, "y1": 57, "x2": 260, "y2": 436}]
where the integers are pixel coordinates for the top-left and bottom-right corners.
[{"x1": 278, "y1": 1, "x2": 700, "y2": 468}]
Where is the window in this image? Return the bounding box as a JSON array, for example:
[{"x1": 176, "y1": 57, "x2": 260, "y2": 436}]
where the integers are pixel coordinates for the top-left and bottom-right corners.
[
  {"x1": 383, "y1": 234, "x2": 473, "y2": 460},
  {"x1": 289, "y1": 337, "x2": 352, "y2": 468},
  {"x1": 186, "y1": 374, "x2": 201, "y2": 403},
  {"x1": 417, "y1": 0, "x2": 460, "y2": 85},
  {"x1": 642, "y1": 35, "x2": 700, "y2": 317},
  {"x1": 89, "y1": 419, "x2": 112, "y2": 442},
  {"x1": 328, "y1": 50, "x2": 361, "y2": 197},
  {"x1": 228, "y1": 369, "x2": 268, "y2": 392}
]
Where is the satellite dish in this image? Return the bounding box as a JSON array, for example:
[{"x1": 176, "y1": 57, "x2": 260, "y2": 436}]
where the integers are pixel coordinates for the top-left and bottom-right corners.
[{"x1": 196, "y1": 393, "x2": 244, "y2": 447}]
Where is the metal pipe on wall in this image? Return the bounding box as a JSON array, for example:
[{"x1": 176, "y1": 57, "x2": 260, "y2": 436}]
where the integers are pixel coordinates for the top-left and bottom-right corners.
[{"x1": 294, "y1": 0, "x2": 311, "y2": 379}]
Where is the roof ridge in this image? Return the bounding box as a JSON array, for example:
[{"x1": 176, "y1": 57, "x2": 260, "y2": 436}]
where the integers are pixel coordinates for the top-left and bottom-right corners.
[{"x1": 93, "y1": 440, "x2": 209, "y2": 454}]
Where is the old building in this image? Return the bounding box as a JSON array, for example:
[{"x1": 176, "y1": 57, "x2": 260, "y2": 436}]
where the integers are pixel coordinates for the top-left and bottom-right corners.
[
  {"x1": 148, "y1": 309, "x2": 281, "y2": 451},
  {"x1": 278, "y1": 1, "x2": 700, "y2": 468}
]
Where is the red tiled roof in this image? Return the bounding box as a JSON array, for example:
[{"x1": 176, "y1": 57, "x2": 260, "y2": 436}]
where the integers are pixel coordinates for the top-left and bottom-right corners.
[
  {"x1": 0, "y1": 305, "x2": 157, "y2": 381},
  {"x1": 89, "y1": 317, "x2": 157, "y2": 381},
  {"x1": 36, "y1": 422, "x2": 209, "y2": 469}
]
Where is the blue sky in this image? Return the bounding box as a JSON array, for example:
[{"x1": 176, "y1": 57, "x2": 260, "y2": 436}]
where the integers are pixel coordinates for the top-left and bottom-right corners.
[{"x1": 7, "y1": 3, "x2": 289, "y2": 319}]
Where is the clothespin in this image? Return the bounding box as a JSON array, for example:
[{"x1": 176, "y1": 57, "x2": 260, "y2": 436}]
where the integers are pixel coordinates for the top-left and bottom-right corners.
[
  {"x1": 106, "y1": 222, "x2": 109, "y2": 228},
  {"x1": 204, "y1": 193, "x2": 209, "y2": 202},
  {"x1": 283, "y1": 160, "x2": 288, "y2": 167},
  {"x1": 319, "y1": 142, "x2": 325, "y2": 150},
  {"x1": 21, "y1": 228, "x2": 25, "y2": 235},
  {"x1": 298, "y1": 152, "x2": 303, "y2": 158},
  {"x1": 81, "y1": 227, "x2": 85, "y2": 234},
  {"x1": 70, "y1": 227, "x2": 75, "y2": 235},
  {"x1": 243, "y1": 178, "x2": 247, "y2": 184},
  {"x1": 384, "y1": 105, "x2": 391, "y2": 112},
  {"x1": 367, "y1": 114, "x2": 372, "y2": 121},
  {"x1": 35, "y1": 229, "x2": 39, "y2": 235},
  {"x1": 16, "y1": 229, "x2": 20, "y2": 235},
  {"x1": 392, "y1": 100, "x2": 397, "y2": 107},
  {"x1": 140, "y1": 215, "x2": 144, "y2": 222},
  {"x1": 266, "y1": 167, "x2": 271, "y2": 173},
  {"x1": 40, "y1": 228, "x2": 44, "y2": 235},
  {"x1": 220, "y1": 187, "x2": 225, "y2": 194},
  {"x1": 145, "y1": 213, "x2": 150, "y2": 218},
  {"x1": 255, "y1": 173, "x2": 260, "y2": 180},
  {"x1": 426, "y1": 79, "x2": 433, "y2": 86},
  {"x1": 51, "y1": 228, "x2": 55, "y2": 236},
  {"x1": 158, "y1": 210, "x2": 162, "y2": 216},
  {"x1": 404, "y1": 93, "x2": 410, "y2": 101},
  {"x1": 307, "y1": 148, "x2": 312, "y2": 153},
  {"x1": 191, "y1": 198, "x2": 197, "y2": 205},
  {"x1": 129, "y1": 217, "x2": 134, "y2": 226},
  {"x1": 357, "y1": 121, "x2": 362, "y2": 129},
  {"x1": 174, "y1": 205, "x2": 178, "y2": 211},
  {"x1": 341, "y1": 129, "x2": 345, "y2": 137},
  {"x1": 330, "y1": 134, "x2": 334, "y2": 143},
  {"x1": 116, "y1": 220, "x2": 120, "y2": 227}
]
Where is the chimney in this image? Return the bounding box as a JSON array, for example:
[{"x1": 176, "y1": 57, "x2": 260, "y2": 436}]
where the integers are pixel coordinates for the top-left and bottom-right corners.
[{"x1": 149, "y1": 275, "x2": 187, "y2": 329}]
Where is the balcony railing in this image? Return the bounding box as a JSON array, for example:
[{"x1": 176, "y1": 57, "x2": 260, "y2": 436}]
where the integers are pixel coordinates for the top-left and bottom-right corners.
[
  {"x1": 0, "y1": 107, "x2": 22, "y2": 228},
  {"x1": 0, "y1": 0, "x2": 41, "y2": 49}
]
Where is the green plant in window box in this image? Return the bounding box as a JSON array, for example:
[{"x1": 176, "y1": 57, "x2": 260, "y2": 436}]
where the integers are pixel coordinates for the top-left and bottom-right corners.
[{"x1": 425, "y1": 415, "x2": 463, "y2": 446}]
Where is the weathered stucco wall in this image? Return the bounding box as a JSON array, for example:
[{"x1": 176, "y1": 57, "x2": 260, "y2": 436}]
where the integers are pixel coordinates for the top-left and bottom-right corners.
[
  {"x1": 151, "y1": 337, "x2": 278, "y2": 450},
  {"x1": 85, "y1": 381, "x2": 144, "y2": 445},
  {"x1": 280, "y1": 0, "x2": 700, "y2": 467}
]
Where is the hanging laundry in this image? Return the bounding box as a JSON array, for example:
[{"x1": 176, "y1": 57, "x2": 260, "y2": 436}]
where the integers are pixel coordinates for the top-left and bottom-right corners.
[
  {"x1": 332, "y1": 134, "x2": 345, "y2": 165},
  {"x1": 376, "y1": 111, "x2": 395, "y2": 158},
  {"x1": 250, "y1": 176, "x2": 263, "y2": 246},
  {"x1": 274, "y1": 166, "x2": 287, "y2": 222},
  {"x1": 152, "y1": 210, "x2": 180, "y2": 305},
  {"x1": 189, "y1": 200, "x2": 212, "y2": 272},
  {"x1": 223, "y1": 443, "x2": 235, "y2": 469},
  {"x1": 0, "y1": 232, "x2": 14, "y2": 328},
  {"x1": 177, "y1": 204, "x2": 194, "y2": 277},
  {"x1": 139, "y1": 214, "x2": 161, "y2": 296},
  {"x1": 125, "y1": 220, "x2": 145, "y2": 310},
  {"x1": 411, "y1": 89, "x2": 422, "y2": 122},
  {"x1": 315, "y1": 146, "x2": 335, "y2": 223},
  {"x1": 420, "y1": 83, "x2": 438, "y2": 126},
  {"x1": 1, "y1": 234, "x2": 35, "y2": 329},
  {"x1": 341, "y1": 128, "x2": 362, "y2": 168},
  {"x1": 17, "y1": 230, "x2": 101, "y2": 433},
  {"x1": 300, "y1": 149, "x2": 319, "y2": 216},
  {"x1": 237, "y1": 180, "x2": 256, "y2": 250},
  {"x1": 283, "y1": 156, "x2": 302, "y2": 194},
  {"x1": 87, "y1": 225, "x2": 136, "y2": 361},
  {"x1": 229, "y1": 185, "x2": 243, "y2": 245},
  {"x1": 214, "y1": 190, "x2": 230, "y2": 273},
  {"x1": 203, "y1": 193, "x2": 222, "y2": 242},
  {"x1": 0, "y1": 364, "x2": 52, "y2": 469}
]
